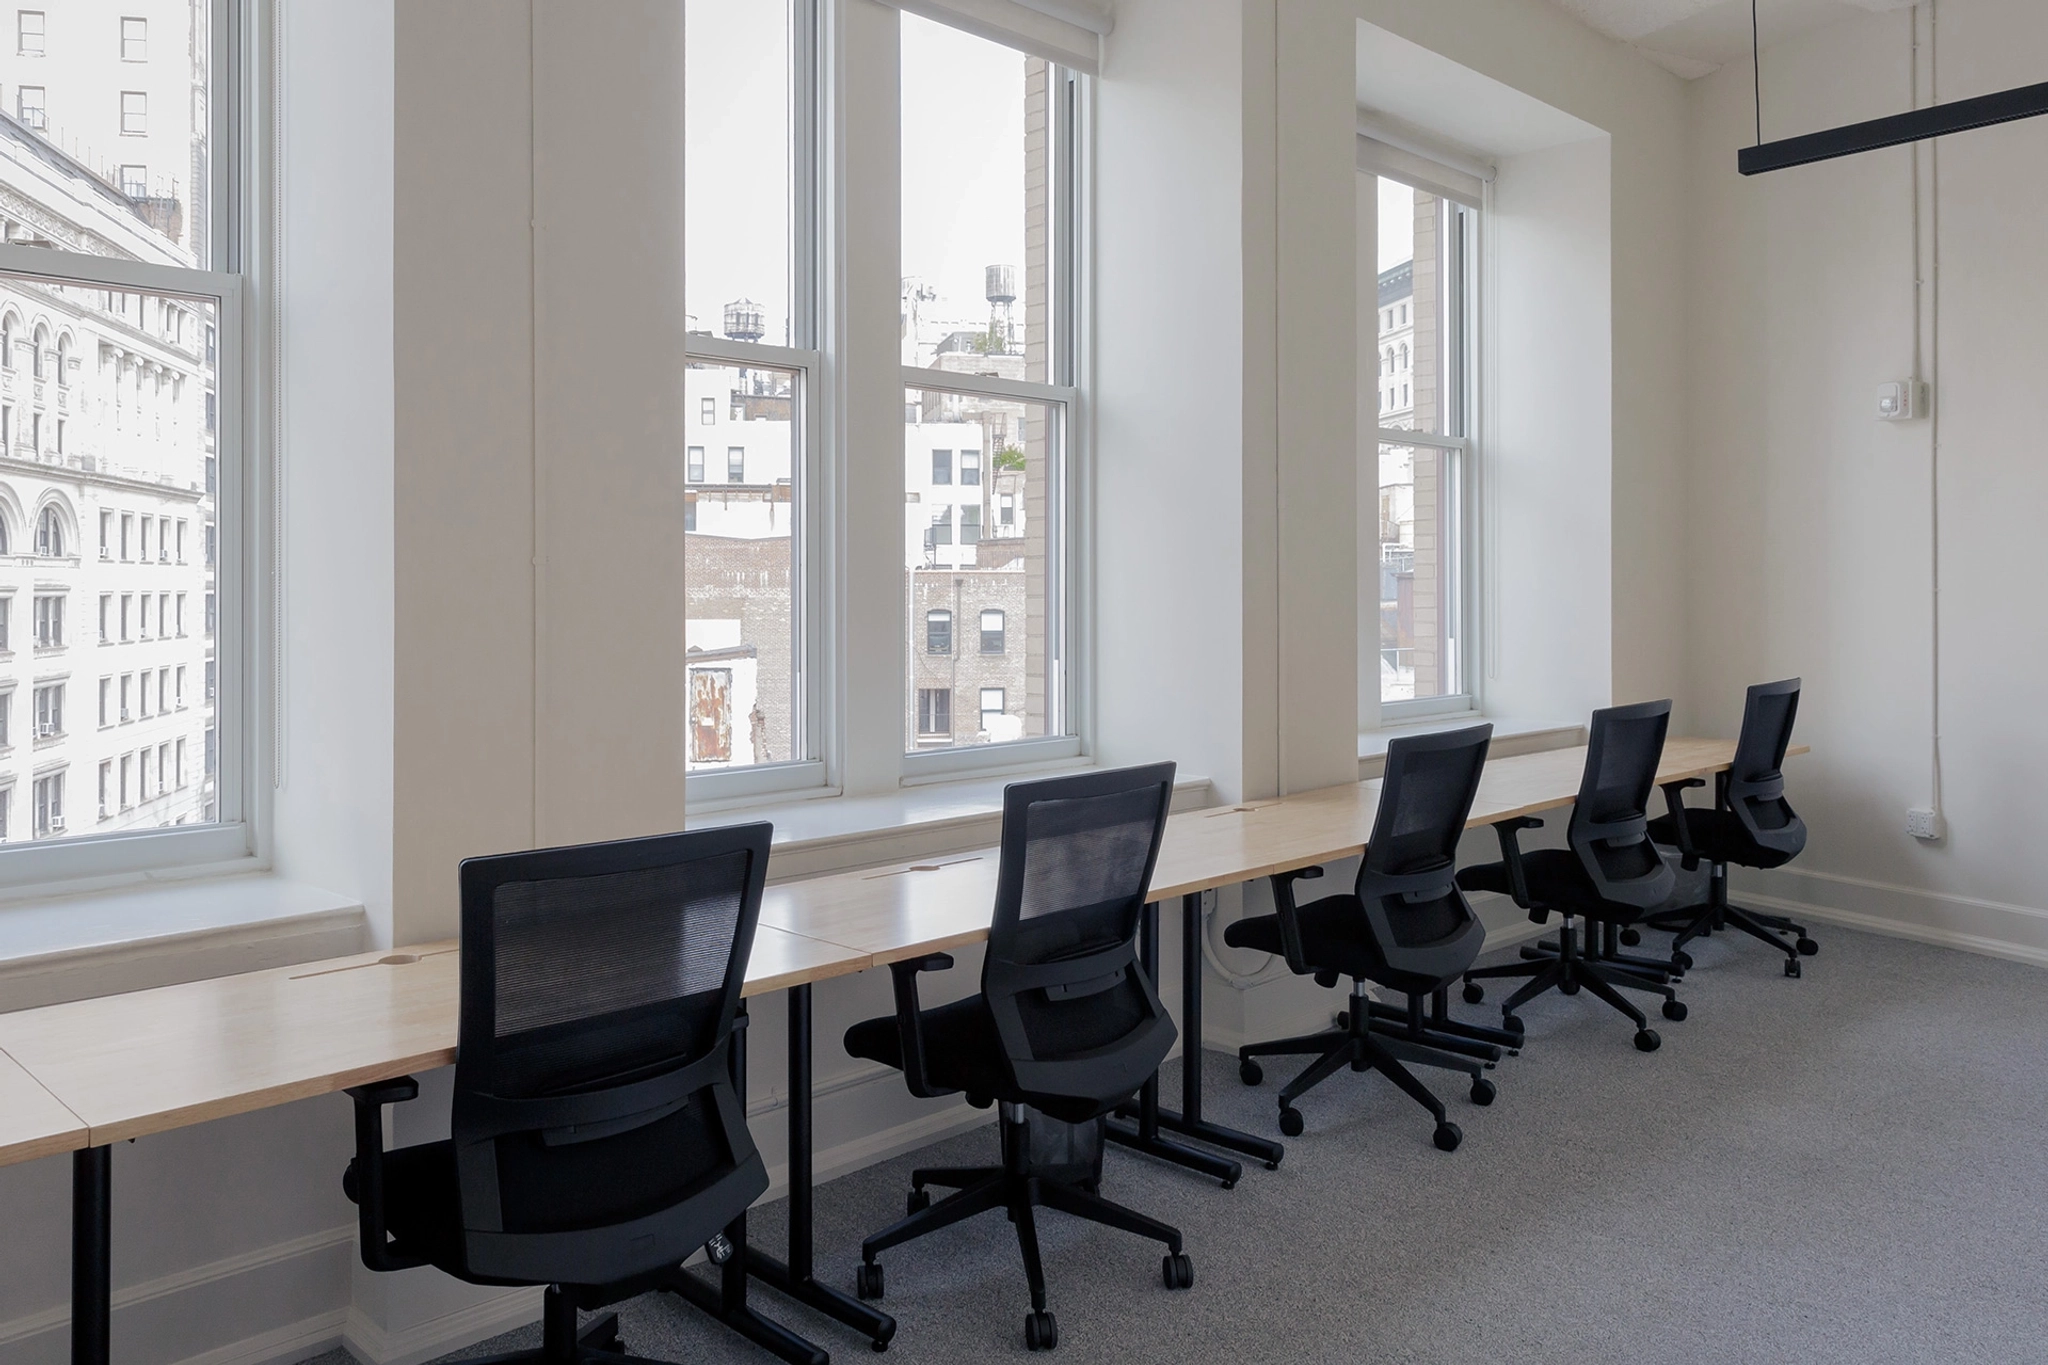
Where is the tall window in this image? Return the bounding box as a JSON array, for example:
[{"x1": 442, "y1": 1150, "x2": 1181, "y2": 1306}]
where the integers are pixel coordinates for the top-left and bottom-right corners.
[
  {"x1": 980, "y1": 609, "x2": 1005, "y2": 655},
  {"x1": 0, "y1": 0, "x2": 233, "y2": 865},
  {"x1": 1372, "y1": 175, "x2": 1474, "y2": 714},
  {"x1": 683, "y1": 0, "x2": 814, "y2": 788},
  {"x1": 915, "y1": 687, "x2": 951, "y2": 739},
  {"x1": 924, "y1": 609, "x2": 951, "y2": 656},
  {"x1": 901, "y1": 13, "x2": 1077, "y2": 761}
]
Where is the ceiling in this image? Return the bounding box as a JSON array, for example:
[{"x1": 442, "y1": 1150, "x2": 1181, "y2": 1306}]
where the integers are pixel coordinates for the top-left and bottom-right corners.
[{"x1": 1543, "y1": 0, "x2": 1917, "y2": 79}]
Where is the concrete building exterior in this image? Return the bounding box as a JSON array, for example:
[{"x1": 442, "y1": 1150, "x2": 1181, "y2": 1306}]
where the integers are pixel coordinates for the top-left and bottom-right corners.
[{"x1": 0, "y1": 1, "x2": 216, "y2": 841}]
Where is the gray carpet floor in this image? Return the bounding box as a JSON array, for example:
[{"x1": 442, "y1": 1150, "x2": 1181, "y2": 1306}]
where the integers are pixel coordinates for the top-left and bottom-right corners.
[{"x1": 301, "y1": 923, "x2": 2048, "y2": 1363}]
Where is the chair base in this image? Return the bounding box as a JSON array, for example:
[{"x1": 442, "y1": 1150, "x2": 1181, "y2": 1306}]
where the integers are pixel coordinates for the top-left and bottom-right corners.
[
  {"x1": 1238, "y1": 983, "x2": 1488, "y2": 1150},
  {"x1": 1639, "y1": 862, "x2": 1819, "y2": 976},
  {"x1": 856, "y1": 1109, "x2": 1189, "y2": 1351},
  {"x1": 1462, "y1": 918, "x2": 1682, "y2": 1050},
  {"x1": 463, "y1": 1290, "x2": 662, "y2": 1365}
]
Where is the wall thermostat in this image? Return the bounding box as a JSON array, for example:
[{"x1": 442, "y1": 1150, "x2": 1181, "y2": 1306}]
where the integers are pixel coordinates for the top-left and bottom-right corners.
[{"x1": 1878, "y1": 379, "x2": 1929, "y2": 421}]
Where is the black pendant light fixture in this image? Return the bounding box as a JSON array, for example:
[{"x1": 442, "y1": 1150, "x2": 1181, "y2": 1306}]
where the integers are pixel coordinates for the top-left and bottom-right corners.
[{"x1": 1738, "y1": 0, "x2": 2048, "y2": 175}]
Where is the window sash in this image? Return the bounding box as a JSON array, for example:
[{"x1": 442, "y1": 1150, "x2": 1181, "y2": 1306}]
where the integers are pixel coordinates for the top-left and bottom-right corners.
[{"x1": 0, "y1": 237, "x2": 249, "y2": 882}]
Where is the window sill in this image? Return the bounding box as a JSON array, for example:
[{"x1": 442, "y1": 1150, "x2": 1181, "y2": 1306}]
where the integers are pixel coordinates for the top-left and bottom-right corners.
[
  {"x1": 0, "y1": 872, "x2": 369, "y2": 1011},
  {"x1": 692, "y1": 767, "x2": 1216, "y2": 882},
  {"x1": 1359, "y1": 716, "x2": 1584, "y2": 779}
]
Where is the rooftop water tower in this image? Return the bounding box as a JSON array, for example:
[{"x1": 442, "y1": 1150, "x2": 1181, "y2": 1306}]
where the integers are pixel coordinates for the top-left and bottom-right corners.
[
  {"x1": 723, "y1": 298, "x2": 765, "y2": 344},
  {"x1": 985, "y1": 264, "x2": 1015, "y2": 352}
]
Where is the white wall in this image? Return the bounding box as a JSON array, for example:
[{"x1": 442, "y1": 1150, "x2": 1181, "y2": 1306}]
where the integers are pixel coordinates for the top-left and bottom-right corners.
[
  {"x1": 1685, "y1": 0, "x2": 2048, "y2": 958},
  {"x1": 1486, "y1": 135, "x2": 1615, "y2": 725}
]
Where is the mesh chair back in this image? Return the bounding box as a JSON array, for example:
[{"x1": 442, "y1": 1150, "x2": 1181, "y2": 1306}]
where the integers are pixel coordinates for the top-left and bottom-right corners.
[
  {"x1": 449, "y1": 824, "x2": 772, "y2": 1285},
  {"x1": 983, "y1": 764, "x2": 1179, "y2": 1108},
  {"x1": 1356, "y1": 725, "x2": 1492, "y2": 967},
  {"x1": 1728, "y1": 677, "x2": 1806, "y2": 855},
  {"x1": 1569, "y1": 701, "x2": 1676, "y2": 909}
]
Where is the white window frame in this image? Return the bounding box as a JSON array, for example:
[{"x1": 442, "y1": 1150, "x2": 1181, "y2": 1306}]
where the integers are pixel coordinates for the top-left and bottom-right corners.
[
  {"x1": 0, "y1": 0, "x2": 251, "y2": 887},
  {"x1": 1372, "y1": 180, "x2": 1480, "y2": 725},
  {"x1": 898, "y1": 45, "x2": 1087, "y2": 783},
  {"x1": 682, "y1": 0, "x2": 825, "y2": 805}
]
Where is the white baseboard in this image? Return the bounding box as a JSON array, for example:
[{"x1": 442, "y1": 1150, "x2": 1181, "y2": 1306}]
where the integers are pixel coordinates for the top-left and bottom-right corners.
[
  {"x1": 1734, "y1": 865, "x2": 2048, "y2": 968},
  {"x1": 0, "y1": 1226, "x2": 353, "y2": 1365},
  {"x1": 342, "y1": 1289, "x2": 546, "y2": 1365}
]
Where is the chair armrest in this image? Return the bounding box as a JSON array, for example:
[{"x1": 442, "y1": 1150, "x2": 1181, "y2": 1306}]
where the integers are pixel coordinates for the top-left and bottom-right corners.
[
  {"x1": 342, "y1": 1076, "x2": 427, "y2": 1272},
  {"x1": 888, "y1": 953, "x2": 956, "y2": 1099},
  {"x1": 1488, "y1": 817, "x2": 1544, "y2": 921},
  {"x1": 1659, "y1": 778, "x2": 1706, "y2": 868},
  {"x1": 1266, "y1": 867, "x2": 1325, "y2": 977}
]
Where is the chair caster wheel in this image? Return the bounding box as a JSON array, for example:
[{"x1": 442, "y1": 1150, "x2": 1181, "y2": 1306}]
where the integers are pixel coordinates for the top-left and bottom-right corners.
[
  {"x1": 1239, "y1": 1058, "x2": 1263, "y2": 1086},
  {"x1": 1634, "y1": 1028, "x2": 1661, "y2": 1053},
  {"x1": 1662, "y1": 999, "x2": 1688, "y2": 1022},
  {"x1": 1673, "y1": 950, "x2": 1694, "y2": 971},
  {"x1": 1162, "y1": 1253, "x2": 1194, "y2": 1290},
  {"x1": 1024, "y1": 1310, "x2": 1058, "y2": 1351},
  {"x1": 856, "y1": 1262, "x2": 884, "y2": 1301},
  {"x1": 1797, "y1": 937, "x2": 1819, "y2": 956},
  {"x1": 1619, "y1": 928, "x2": 1641, "y2": 947},
  {"x1": 1470, "y1": 1077, "x2": 1497, "y2": 1106},
  {"x1": 871, "y1": 1342, "x2": 889, "y2": 1354},
  {"x1": 1462, "y1": 981, "x2": 1484, "y2": 1004},
  {"x1": 1277, "y1": 1105, "x2": 1305, "y2": 1137},
  {"x1": 1560, "y1": 979, "x2": 1581, "y2": 995},
  {"x1": 906, "y1": 1187, "x2": 931, "y2": 1215},
  {"x1": 1784, "y1": 958, "x2": 1802, "y2": 978},
  {"x1": 1433, "y1": 1121, "x2": 1463, "y2": 1152},
  {"x1": 1501, "y1": 1013, "x2": 1524, "y2": 1035}
]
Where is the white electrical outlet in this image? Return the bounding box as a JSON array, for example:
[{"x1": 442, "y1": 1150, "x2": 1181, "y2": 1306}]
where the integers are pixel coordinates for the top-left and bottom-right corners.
[
  {"x1": 1878, "y1": 379, "x2": 1930, "y2": 421},
  {"x1": 1906, "y1": 807, "x2": 1945, "y2": 841}
]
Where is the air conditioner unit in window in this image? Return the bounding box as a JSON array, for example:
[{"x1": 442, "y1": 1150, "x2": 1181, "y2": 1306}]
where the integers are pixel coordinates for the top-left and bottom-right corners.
[
  {"x1": 48, "y1": 817, "x2": 65, "y2": 832},
  {"x1": 36, "y1": 721, "x2": 56, "y2": 737},
  {"x1": 99, "y1": 548, "x2": 110, "y2": 560},
  {"x1": 120, "y1": 709, "x2": 130, "y2": 722}
]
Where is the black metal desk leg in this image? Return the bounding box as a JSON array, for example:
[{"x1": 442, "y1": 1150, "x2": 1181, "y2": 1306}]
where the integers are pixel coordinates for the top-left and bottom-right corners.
[
  {"x1": 1143, "y1": 893, "x2": 1286, "y2": 1168},
  {"x1": 659, "y1": 1000, "x2": 828, "y2": 1365},
  {"x1": 743, "y1": 983, "x2": 897, "y2": 1351},
  {"x1": 1106, "y1": 901, "x2": 1248, "y2": 1187},
  {"x1": 72, "y1": 1145, "x2": 111, "y2": 1365}
]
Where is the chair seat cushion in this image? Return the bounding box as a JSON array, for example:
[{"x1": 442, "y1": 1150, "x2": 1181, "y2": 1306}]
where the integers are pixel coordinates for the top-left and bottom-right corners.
[
  {"x1": 1647, "y1": 809, "x2": 1798, "y2": 869},
  {"x1": 847, "y1": 993, "x2": 1117, "y2": 1123},
  {"x1": 1457, "y1": 849, "x2": 1651, "y2": 924},
  {"x1": 1224, "y1": 893, "x2": 1483, "y2": 996}
]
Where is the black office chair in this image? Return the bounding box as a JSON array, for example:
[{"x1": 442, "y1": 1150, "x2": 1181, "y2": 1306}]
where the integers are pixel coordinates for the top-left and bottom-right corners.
[
  {"x1": 843, "y1": 764, "x2": 1191, "y2": 1352},
  {"x1": 1636, "y1": 678, "x2": 1819, "y2": 977},
  {"x1": 1458, "y1": 701, "x2": 1688, "y2": 1053},
  {"x1": 342, "y1": 825, "x2": 775, "y2": 1364},
  {"x1": 1225, "y1": 725, "x2": 1501, "y2": 1152}
]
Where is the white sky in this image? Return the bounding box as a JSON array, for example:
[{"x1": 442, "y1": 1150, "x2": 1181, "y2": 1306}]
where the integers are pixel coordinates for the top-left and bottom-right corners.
[
  {"x1": 1377, "y1": 176, "x2": 1414, "y2": 275},
  {"x1": 683, "y1": 2, "x2": 1028, "y2": 344}
]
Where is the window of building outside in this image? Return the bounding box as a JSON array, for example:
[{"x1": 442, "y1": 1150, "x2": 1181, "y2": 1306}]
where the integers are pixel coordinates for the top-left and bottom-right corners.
[
  {"x1": 925, "y1": 608, "x2": 951, "y2": 656},
  {"x1": 0, "y1": 0, "x2": 234, "y2": 872},
  {"x1": 1373, "y1": 174, "x2": 1473, "y2": 714},
  {"x1": 979, "y1": 686, "x2": 1004, "y2": 733},
  {"x1": 902, "y1": 12, "x2": 1076, "y2": 760},
  {"x1": 684, "y1": 0, "x2": 814, "y2": 788},
  {"x1": 980, "y1": 608, "x2": 1004, "y2": 654},
  {"x1": 916, "y1": 687, "x2": 951, "y2": 737}
]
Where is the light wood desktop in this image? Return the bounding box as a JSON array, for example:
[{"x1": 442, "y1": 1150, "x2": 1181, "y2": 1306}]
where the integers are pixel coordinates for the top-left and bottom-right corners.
[
  {"x1": 758, "y1": 738, "x2": 1806, "y2": 963},
  {"x1": 0, "y1": 1048, "x2": 86, "y2": 1166},
  {"x1": 0, "y1": 924, "x2": 870, "y2": 1152}
]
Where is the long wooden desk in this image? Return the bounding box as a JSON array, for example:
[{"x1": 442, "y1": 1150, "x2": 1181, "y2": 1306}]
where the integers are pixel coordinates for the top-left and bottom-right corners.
[{"x1": 0, "y1": 737, "x2": 1801, "y2": 1365}]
